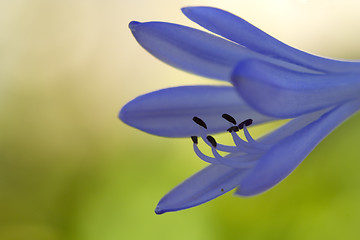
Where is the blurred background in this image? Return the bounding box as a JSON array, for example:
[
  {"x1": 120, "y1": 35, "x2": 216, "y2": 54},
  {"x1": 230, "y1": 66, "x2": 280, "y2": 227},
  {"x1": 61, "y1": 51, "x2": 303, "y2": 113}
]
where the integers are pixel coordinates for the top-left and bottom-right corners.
[{"x1": 1, "y1": 0, "x2": 360, "y2": 239}]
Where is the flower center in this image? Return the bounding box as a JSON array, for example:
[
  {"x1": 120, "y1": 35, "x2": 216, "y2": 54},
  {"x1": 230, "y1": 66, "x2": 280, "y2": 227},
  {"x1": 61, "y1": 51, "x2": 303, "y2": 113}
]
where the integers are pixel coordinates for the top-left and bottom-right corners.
[{"x1": 191, "y1": 114, "x2": 270, "y2": 168}]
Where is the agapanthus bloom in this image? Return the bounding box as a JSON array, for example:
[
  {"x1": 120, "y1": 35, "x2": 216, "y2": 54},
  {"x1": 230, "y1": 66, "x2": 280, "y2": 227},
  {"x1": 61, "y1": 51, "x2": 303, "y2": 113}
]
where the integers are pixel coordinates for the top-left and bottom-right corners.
[{"x1": 120, "y1": 7, "x2": 360, "y2": 214}]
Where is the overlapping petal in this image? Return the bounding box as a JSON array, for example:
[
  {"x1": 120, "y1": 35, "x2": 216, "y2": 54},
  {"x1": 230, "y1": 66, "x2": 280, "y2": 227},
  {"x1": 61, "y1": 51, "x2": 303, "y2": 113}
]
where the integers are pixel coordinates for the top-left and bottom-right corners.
[
  {"x1": 155, "y1": 100, "x2": 360, "y2": 213},
  {"x1": 123, "y1": 6, "x2": 360, "y2": 214},
  {"x1": 119, "y1": 85, "x2": 275, "y2": 137},
  {"x1": 232, "y1": 59, "x2": 360, "y2": 118},
  {"x1": 155, "y1": 163, "x2": 250, "y2": 214},
  {"x1": 237, "y1": 99, "x2": 360, "y2": 196},
  {"x1": 129, "y1": 21, "x2": 314, "y2": 82},
  {"x1": 182, "y1": 6, "x2": 360, "y2": 73},
  {"x1": 259, "y1": 109, "x2": 328, "y2": 145}
]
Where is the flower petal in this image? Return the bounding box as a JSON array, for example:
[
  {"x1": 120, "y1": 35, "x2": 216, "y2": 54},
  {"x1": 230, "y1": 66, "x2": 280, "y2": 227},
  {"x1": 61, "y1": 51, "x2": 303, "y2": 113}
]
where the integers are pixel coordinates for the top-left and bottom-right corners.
[
  {"x1": 155, "y1": 164, "x2": 250, "y2": 214},
  {"x1": 120, "y1": 85, "x2": 276, "y2": 137},
  {"x1": 232, "y1": 59, "x2": 360, "y2": 118},
  {"x1": 182, "y1": 6, "x2": 360, "y2": 73},
  {"x1": 236, "y1": 99, "x2": 360, "y2": 196},
  {"x1": 129, "y1": 21, "x2": 314, "y2": 82},
  {"x1": 259, "y1": 109, "x2": 328, "y2": 145}
]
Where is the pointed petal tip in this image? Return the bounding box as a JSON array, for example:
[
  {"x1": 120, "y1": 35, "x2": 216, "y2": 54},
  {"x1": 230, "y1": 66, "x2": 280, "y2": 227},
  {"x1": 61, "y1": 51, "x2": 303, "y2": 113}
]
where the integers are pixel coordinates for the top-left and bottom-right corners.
[
  {"x1": 155, "y1": 201, "x2": 180, "y2": 215},
  {"x1": 180, "y1": 6, "x2": 191, "y2": 14},
  {"x1": 154, "y1": 205, "x2": 167, "y2": 215},
  {"x1": 118, "y1": 103, "x2": 134, "y2": 127},
  {"x1": 118, "y1": 105, "x2": 127, "y2": 123},
  {"x1": 129, "y1": 21, "x2": 141, "y2": 31},
  {"x1": 181, "y1": 6, "x2": 198, "y2": 13},
  {"x1": 155, "y1": 203, "x2": 196, "y2": 215}
]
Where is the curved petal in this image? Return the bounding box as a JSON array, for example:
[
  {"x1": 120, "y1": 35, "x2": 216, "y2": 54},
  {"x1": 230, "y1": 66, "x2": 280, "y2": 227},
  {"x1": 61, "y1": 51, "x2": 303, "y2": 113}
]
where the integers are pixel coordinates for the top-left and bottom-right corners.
[
  {"x1": 182, "y1": 6, "x2": 360, "y2": 73},
  {"x1": 129, "y1": 21, "x2": 315, "y2": 82},
  {"x1": 119, "y1": 85, "x2": 276, "y2": 137},
  {"x1": 232, "y1": 60, "x2": 360, "y2": 118},
  {"x1": 260, "y1": 108, "x2": 328, "y2": 145},
  {"x1": 155, "y1": 163, "x2": 250, "y2": 214},
  {"x1": 236, "y1": 99, "x2": 360, "y2": 196}
]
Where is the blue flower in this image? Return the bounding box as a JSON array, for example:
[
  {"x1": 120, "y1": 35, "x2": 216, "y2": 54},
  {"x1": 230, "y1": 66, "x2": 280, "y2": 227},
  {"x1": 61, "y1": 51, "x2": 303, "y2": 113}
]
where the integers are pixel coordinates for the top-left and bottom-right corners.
[{"x1": 120, "y1": 7, "x2": 360, "y2": 214}]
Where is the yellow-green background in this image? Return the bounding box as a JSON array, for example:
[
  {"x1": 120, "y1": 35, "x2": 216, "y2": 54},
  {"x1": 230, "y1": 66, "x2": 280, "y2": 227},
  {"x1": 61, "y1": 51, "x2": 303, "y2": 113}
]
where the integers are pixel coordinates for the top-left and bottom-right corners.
[{"x1": 1, "y1": 1, "x2": 360, "y2": 239}]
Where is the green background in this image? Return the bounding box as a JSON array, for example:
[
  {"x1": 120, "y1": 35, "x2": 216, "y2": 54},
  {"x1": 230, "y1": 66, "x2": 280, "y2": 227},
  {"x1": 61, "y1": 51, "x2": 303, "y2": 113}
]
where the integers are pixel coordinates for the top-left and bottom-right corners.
[{"x1": 1, "y1": 1, "x2": 360, "y2": 239}]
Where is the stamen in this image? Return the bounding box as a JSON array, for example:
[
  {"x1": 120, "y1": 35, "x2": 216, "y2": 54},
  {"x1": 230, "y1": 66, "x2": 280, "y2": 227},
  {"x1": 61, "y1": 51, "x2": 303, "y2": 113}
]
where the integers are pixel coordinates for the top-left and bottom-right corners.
[
  {"x1": 199, "y1": 129, "x2": 239, "y2": 153},
  {"x1": 191, "y1": 115, "x2": 268, "y2": 155},
  {"x1": 210, "y1": 146, "x2": 259, "y2": 168},
  {"x1": 227, "y1": 126, "x2": 239, "y2": 133},
  {"x1": 229, "y1": 131, "x2": 263, "y2": 154},
  {"x1": 224, "y1": 117, "x2": 269, "y2": 153},
  {"x1": 193, "y1": 116, "x2": 207, "y2": 129},
  {"x1": 243, "y1": 126, "x2": 256, "y2": 143},
  {"x1": 206, "y1": 135, "x2": 217, "y2": 148},
  {"x1": 193, "y1": 134, "x2": 258, "y2": 168},
  {"x1": 222, "y1": 113, "x2": 237, "y2": 125},
  {"x1": 191, "y1": 115, "x2": 239, "y2": 153},
  {"x1": 238, "y1": 119, "x2": 253, "y2": 129},
  {"x1": 192, "y1": 142, "x2": 220, "y2": 164},
  {"x1": 189, "y1": 114, "x2": 273, "y2": 169},
  {"x1": 191, "y1": 136, "x2": 198, "y2": 144},
  {"x1": 237, "y1": 118, "x2": 266, "y2": 149},
  {"x1": 243, "y1": 125, "x2": 270, "y2": 151}
]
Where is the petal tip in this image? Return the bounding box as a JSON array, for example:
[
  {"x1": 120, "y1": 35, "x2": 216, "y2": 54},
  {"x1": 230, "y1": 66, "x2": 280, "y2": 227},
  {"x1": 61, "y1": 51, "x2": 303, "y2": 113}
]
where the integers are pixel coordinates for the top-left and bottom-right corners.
[
  {"x1": 129, "y1": 21, "x2": 141, "y2": 31},
  {"x1": 155, "y1": 198, "x2": 190, "y2": 214},
  {"x1": 180, "y1": 6, "x2": 191, "y2": 14},
  {"x1": 154, "y1": 205, "x2": 166, "y2": 215},
  {"x1": 181, "y1": 6, "x2": 199, "y2": 13},
  {"x1": 118, "y1": 105, "x2": 127, "y2": 122},
  {"x1": 118, "y1": 103, "x2": 134, "y2": 127}
]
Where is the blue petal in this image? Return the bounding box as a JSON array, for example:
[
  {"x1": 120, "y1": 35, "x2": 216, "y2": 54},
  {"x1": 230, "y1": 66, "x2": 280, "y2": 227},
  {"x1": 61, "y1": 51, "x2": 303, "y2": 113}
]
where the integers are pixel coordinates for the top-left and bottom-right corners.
[
  {"x1": 232, "y1": 60, "x2": 360, "y2": 118},
  {"x1": 120, "y1": 85, "x2": 276, "y2": 137},
  {"x1": 155, "y1": 164, "x2": 250, "y2": 214},
  {"x1": 182, "y1": 6, "x2": 360, "y2": 73},
  {"x1": 129, "y1": 21, "x2": 315, "y2": 82},
  {"x1": 236, "y1": 99, "x2": 360, "y2": 196},
  {"x1": 260, "y1": 109, "x2": 328, "y2": 145}
]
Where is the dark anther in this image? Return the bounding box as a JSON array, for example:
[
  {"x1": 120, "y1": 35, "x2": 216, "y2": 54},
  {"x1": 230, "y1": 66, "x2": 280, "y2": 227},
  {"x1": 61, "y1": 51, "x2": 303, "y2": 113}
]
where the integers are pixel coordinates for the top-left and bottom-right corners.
[
  {"x1": 238, "y1": 119, "x2": 253, "y2": 130},
  {"x1": 227, "y1": 126, "x2": 239, "y2": 133},
  {"x1": 206, "y1": 135, "x2": 217, "y2": 148},
  {"x1": 191, "y1": 136, "x2": 198, "y2": 144},
  {"x1": 193, "y1": 116, "x2": 207, "y2": 129},
  {"x1": 222, "y1": 113, "x2": 237, "y2": 125}
]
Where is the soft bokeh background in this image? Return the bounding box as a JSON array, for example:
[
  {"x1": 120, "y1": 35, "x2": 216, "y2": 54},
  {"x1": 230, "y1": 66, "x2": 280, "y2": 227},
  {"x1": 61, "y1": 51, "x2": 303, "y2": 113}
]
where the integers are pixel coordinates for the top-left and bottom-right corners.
[{"x1": 1, "y1": 0, "x2": 360, "y2": 239}]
